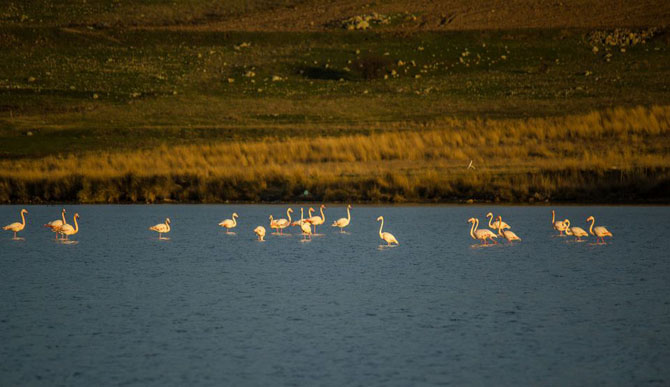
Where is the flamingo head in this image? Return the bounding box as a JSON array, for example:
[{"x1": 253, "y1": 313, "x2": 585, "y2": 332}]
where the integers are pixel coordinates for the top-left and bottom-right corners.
[
  {"x1": 309, "y1": 207, "x2": 315, "y2": 212},
  {"x1": 21, "y1": 209, "x2": 28, "y2": 214},
  {"x1": 232, "y1": 212, "x2": 238, "y2": 218},
  {"x1": 376, "y1": 216, "x2": 383, "y2": 222},
  {"x1": 486, "y1": 212, "x2": 493, "y2": 218},
  {"x1": 497, "y1": 215, "x2": 503, "y2": 222},
  {"x1": 467, "y1": 217, "x2": 476, "y2": 223},
  {"x1": 586, "y1": 216, "x2": 594, "y2": 222},
  {"x1": 321, "y1": 204, "x2": 326, "y2": 209},
  {"x1": 74, "y1": 213, "x2": 80, "y2": 219},
  {"x1": 287, "y1": 208, "x2": 293, "y2": 213},
  {"x1": 347, "y1": 204, "x2": 352, "y2": 209},
  {"x1": 269, "y1": 215, "x2": 273, "y2": 221},
  {"x1": 62, "y1": 208, "x2": 66, "y2": 214},
  {"x1": 165, "y1": 217, "x2": 170, "y2": 224}
]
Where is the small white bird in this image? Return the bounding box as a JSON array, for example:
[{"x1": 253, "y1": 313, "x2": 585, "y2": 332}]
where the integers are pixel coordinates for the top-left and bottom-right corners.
[
  {"x1": 218, "y1": 212, "x2": 238, "y2": 233},
  {"x1": 376, "y1": 216, "x2": 399, "y2": 246},
  {"x1": 58, "y1": 213, "x2": 80, "y2": 241},
  {"x1": 149, "y1": 218, "x2": 171, "y2": 239},
  {"x1": 332, "y1": 204, "x2": 352, "y2": 232},
  {"x1": 254, "y1": 226, "x2": 266, "y2": 241},
  {"x1": 3, "y1": 208, "x2": 28, "y2": 240},
  {"x1": 586, "y1": 216, "x2": 613, "y2": 244}
]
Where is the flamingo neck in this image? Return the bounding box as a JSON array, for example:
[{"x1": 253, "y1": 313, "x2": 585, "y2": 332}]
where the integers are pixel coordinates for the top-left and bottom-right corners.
[
  {"x1": 470, "y1": 220, "x2": 477, "y2": 239},
  {"x1": 565, "y1": 219, "x2": 570, "y2": 229},
  {"x1": 300, "y1": 208, "x2": 304, "y2": 221},
  {"x1": 588, "y1": 217, "x2": 595, "y2": 235},
  {"x1": 346, "y1": 206, "x2": 351, "y2": 221},
  {"x1": 320, "y1": 206, "x2": 325, "y2": 221},
  {"x1": 61, "y1": 210, "x2": 66, "y2": 224},
  {"x1": 552, "y1": 210, "x2": 555, "y2": 224},
  {"x1": 497, "y1": 217, "x2": 503, "y2": 236},
  {"x1": 378, "y1": 218, "x2": 384, "y2": 238},
  {"x1": 287, "y1": 209, "x2": 292, "y2": 223},
  {"x1": 232, "y1": 214, "x2": 237, "y2": 227},
  {"x1": 21, "y1": 211, "x2": 26, "y2": 227},
  {"x1": 487, "y1": 214, "x2": 494, "y2": 228},
  {"x1": 73, "y1": 216, "x2": 79, "y2": 233},
  {"x1": 308, "y1": 208, "x2": 313, "y2": 218}
]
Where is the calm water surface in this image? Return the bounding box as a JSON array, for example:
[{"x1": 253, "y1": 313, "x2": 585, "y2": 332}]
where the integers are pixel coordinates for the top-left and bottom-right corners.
[{"x1": 1, "y1": 205, "x2": 669, "y2": 386}]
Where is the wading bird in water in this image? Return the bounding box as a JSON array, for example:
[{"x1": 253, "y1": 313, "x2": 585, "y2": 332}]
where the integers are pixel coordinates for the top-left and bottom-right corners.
[
  {"x1": 44, "y1": 208, "x2": 67, "y2": 239},
  {"x1": 552, "y1": 210, "x2": 568, "y2": 235},
  {"x1": 59, "y1": 213, "x2": 80, "y2": 241},
  {"x1": 468, "y1": 217, "x2": 497, "y2": 245},
  {"x1": 586, "y1": 216, "x2": 613, "y2": 244},
  {"x1": 486, "y1": 212, "x2": 510, "y2": 230},
  {"x1": 149, "y1": 218, "x2": 171, "y2": 240},
  {"x1": 274, "y1": 208, "x2": 293, "y2": 235},
  {"x1": 3, "y1": 208, "x2": 28, "y2": 240},
  {"x1": 307, "y1": 204, "x2": 326, "y2": 233},
  {"x1": 218, "y1": 213, "x2": 238, "y2": 233},
  {"x1": 332, "y1": 204, "x2": 352, "y2": 232},
  {"x1": 496, "y1": 216, "x2": 520, "y2": 243},
  {"x1": 299, "y1": 208, "x2": 312, "y2": 241},
  {"x1": 376, "y1": 216, "x2": 399, "y2": 246},
  {"x1": 564, "y1": 219, "x2": 588, "y2": 241},
  {"x1": 254, "y1": 226, "x2": 266, "y2": 241}
]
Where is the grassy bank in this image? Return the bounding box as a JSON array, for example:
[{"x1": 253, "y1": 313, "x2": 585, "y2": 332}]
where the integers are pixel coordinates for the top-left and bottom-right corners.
[{"x1": 2, "y1": 106, "x2": 668, "y2": 203}]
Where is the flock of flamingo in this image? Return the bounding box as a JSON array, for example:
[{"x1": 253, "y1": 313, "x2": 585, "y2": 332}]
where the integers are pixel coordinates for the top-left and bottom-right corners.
[{"x1": 3, "y1": 206, "x2": 612, "y2": 245}]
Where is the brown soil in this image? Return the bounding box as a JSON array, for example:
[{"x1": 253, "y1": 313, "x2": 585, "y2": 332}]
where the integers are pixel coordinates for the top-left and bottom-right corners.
[{"x1": 157, "y1": 0, "x2": 670, "y2": 31}]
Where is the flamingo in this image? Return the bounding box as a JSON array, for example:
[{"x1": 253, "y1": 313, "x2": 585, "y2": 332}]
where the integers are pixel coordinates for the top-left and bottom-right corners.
[
  {"x1": 291, "y1": 208, "x2": 309, "y2": 226},
  {"x1": 376, "y1": 216, "x2": 399, "y2": 246},
  {"x1": 332, "y1": 204, "x2": 352, "y2": 232},
  {"x1": 218, "y1": 212, "x2": 238, "y2": 233},
  {"x1": 269, "y1": 215, "x2": 280, "y2": 233},
  {"x1": 44, "y1": 208, "x2": 67, "y2": 239},
  {"x1": 586, "y1": 216, "x2": 613, "y2": 244},
  {"x1": 496, "y1": 216, "x2": 520, "y2": 243},
  {"x1": 552, "y1": 210, "x2": 568, "y2": 235},
  {"x1": 564, "y1": 219, "x2": 588, "y2": 241},
  {"x1": 3, "y1": 208, "x2": 28, "y2": 240},
  {"x1": 274, "y1": 208, "x2": 293, "y2": 235},
  {"x1": 299, "y1": 208, "x2": 312, "y2": 241},
  {"x1": 307, "y1": 204, "x2": 326, "y2": 233},
  {"x1": 149, "y1": 218, "x2": 171, "y2": 240},
  {"x1": 58, "y1": 213, "x2": 80, "y2": 241},
  {"x1": 467, "y1": 217, "x2": 497, "y2": 245},
  {"x1": 486, "y1": 212, "x2": 510, "y2": 230},
  {"x1": 254, "y1": 226, "x2": 266, "y2": 241}
]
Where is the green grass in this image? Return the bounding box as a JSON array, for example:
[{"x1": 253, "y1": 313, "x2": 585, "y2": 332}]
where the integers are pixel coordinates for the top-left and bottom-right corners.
[{"x1": 0, "y1": 24, "x2": 669, "y2": 202}]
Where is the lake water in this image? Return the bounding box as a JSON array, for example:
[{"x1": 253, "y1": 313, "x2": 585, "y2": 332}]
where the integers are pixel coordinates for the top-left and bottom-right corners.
[{"x1": 1, "y1": 205, "x2": 669, "y2": 386}]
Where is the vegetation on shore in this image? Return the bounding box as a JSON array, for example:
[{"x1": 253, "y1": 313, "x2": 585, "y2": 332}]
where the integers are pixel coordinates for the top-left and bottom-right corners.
[
  {"x1": 1, "y1": 1, "x2": 669, "y2": 203},
  {"x1": 1, "y1": 106, "x2": 668, "y2": 203}
]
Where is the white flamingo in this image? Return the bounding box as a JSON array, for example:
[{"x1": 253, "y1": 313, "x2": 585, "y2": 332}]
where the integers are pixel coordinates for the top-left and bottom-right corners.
[
  {"x1": 299, "y1": 208, "x2": 312, "y2": 241},
  {"x1": 496, "y1": 216, "x2": 520, "y2": 243},
  {"x1": 218, "y1": 212, "x2": 238, "y2": 233},
  {"x1": 58, "y1": 213, "x2": 80, "y2": 241},
  {"x1": 468, "y1": 217, "x2": 497, "y2": 245},
  {"x1": 149, "y1": 218, "x2": 171, "y2": 239},
  {"x1": 44, "y1": 208, "x2": 67, "y2": 239},
  {"x1": 3, "y1": 208, "x2": 28, "y2": 240},
  {"x1": 486, "y1": 212, "x2": 510, "y2": 230},
  {"x1": 269, "y1": 215, "x2": 280, "y2": 233},
  {"x1": 332, "y1": 204, "x2": 352, "y2": 232},
  {"x1": 552, "y1": 210, "x2": 568, "y2": 235},
  {"x1": 307, "y1": 204, "x2": 326, "y2": 233},
  {"x1": 376, "y1": 216, "x2": 399, "y2": 246},
  {"x1": 274, "y1": 208, "x2": 293, "y2": 235},
  {"x1": 254, "y1": 226, "x2": 266, "y2": 241},
  {"x1": 586, "y1": 216, "x2": 613, "y2": 244},
  {"x1": 564, "y1": 219, "x2": 588, "y2": 241}
]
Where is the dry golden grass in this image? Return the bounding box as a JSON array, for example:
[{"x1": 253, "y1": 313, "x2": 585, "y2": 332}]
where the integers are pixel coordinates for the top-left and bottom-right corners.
[{"x1": 1, "y1": 105, "x2": 668, "y2": 203}]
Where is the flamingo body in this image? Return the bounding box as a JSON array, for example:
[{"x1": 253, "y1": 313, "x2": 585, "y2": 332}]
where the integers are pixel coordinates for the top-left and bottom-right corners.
[
  {"x1": 254, "y1": 226, "x2": 266, "y2": 241},
  {"x1": 3, "y1": 209, "x2": 28, "y2": 239}
]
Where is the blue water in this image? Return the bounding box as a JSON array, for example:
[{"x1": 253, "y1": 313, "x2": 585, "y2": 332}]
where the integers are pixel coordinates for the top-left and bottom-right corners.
[{"x1": 1, "y1": 205, "x2": 669, "y2": 386}]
